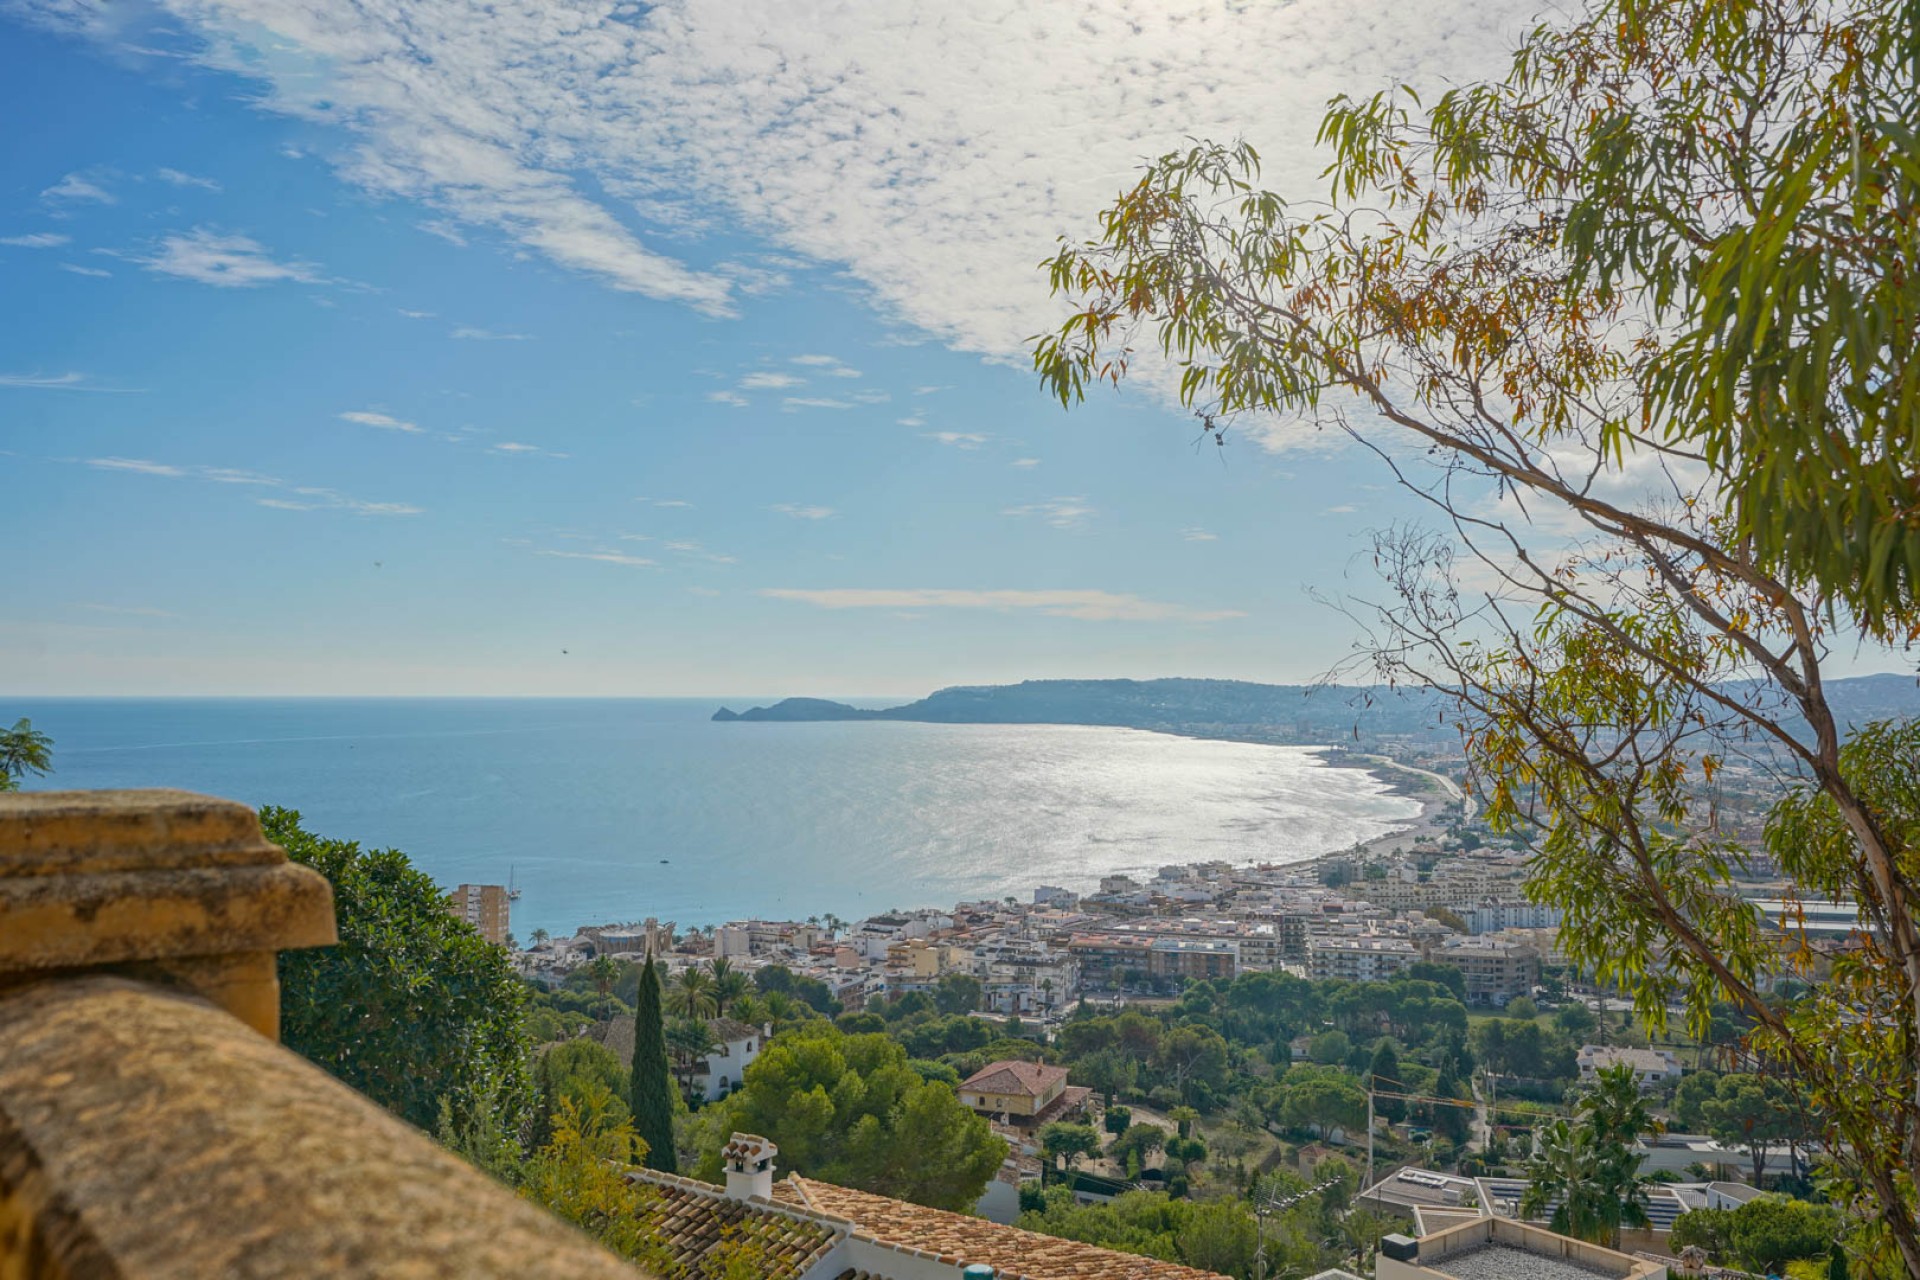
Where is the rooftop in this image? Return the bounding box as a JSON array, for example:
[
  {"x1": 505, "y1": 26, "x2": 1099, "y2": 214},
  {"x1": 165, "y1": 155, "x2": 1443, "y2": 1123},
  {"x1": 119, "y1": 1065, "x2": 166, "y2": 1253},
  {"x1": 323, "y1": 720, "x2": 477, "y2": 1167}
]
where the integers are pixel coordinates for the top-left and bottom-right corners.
[
  {"x1": 959, "y1": 1058, "x2": 1070, "y2": 1097},
  {"x1": 776, "y1": 1175, "x2": 1228, "y2": 1280},
  {"x1": 1432, "y1": 1242, "x2": 1622, "y2": 1280},
  {"x1": 631, "y1": 1170, "x2": 837, "y2": 1279}
]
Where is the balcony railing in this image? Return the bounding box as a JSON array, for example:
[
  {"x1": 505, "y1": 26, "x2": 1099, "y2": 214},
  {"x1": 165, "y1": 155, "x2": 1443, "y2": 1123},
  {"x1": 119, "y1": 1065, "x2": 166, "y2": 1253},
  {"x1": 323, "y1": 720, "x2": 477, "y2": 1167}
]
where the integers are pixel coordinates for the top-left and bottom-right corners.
[{"x1": 0, "y1": 788, "x2": 652, "y2": 1279}]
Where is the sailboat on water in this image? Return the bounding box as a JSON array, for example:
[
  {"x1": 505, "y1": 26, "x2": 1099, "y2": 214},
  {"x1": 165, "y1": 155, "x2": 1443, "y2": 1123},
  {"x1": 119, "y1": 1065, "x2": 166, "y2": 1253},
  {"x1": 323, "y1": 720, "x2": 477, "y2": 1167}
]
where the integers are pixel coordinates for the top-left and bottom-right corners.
[{"x1": 507, "y1": 866, "x2": 522, "y2": 901}]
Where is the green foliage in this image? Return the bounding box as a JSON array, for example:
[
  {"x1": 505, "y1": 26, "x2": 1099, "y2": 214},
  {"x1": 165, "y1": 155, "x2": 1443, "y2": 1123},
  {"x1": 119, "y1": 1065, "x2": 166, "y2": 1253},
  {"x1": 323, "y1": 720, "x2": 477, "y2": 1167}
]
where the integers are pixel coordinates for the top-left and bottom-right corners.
[
  {"x1": 1277, "y1": 1068, "x2": 1367, "y2": 1139},
  {"x1": 1471, "y1": 1019, "x2": 1576, "y2": 1082},
  {"x1": 1699, "y1": 1074, "x2": 1801, "y2": 1187},
  {"x1": 905, "y1": 1058, "x2": 960, "y2": 1087},
  {"x1": 435, "y1": 1073, "x2": 525, "y2": 1185},
  {"x1": 1553, "y1": 1003, "x2": 1598, "y2": 1040},
  {"x1": 689, "y1": 1023, "x2": 1004, "y2": 1211},
  {"x1": 1017, "y1": 1186, "x2": 1299, "y2": 1278},
  {"x1": 0, "y1": 717, "x2": 52, "y2": 789},
  {"x1": 1307, "y1": 1030, "x2": 1350, "y2": 1066},
  {"x1": 1732, "y1": 1198, "x2": 1842, "y2": 1274},
  {"x1": 1107, "y1": 1123, "x2": 1165, "y2": 1178},
  {"x1": 1104, "y1": 1104, "x2": 1132, "y2": 1136},
  {"x1": 630, "y1": 955, "x2": 677, "y2": 1173},
  {"x1": 932, "y1": 972, "x2": 984, "y2": 1015},
  {"x1": 1520, "y1": 1069, "x2": 1653, "y2": 1248},
  {"x1": 667, "y1": 966, "x2": 719, "y2": 1020},
  {"x1": 1369, "y1": 1041, "x2": 1406, "y2": 1124},
  {"x1": 266, "y1": 807, "x2": 531, "y2": 1134},
  {"x1": 517, "y1": 1098, "x2": 675, "y2": 1271},
  {"x1": 533, "y1": 1039, "x2": 629, "y2": 1149},
  {"x1": 1030, "y1": 2, "x2": 1920, "y2": 1267},
  {"x1": 1673, "y1": 1197, "x2": 1841, "y2": 1274},
  {"x1": 753, "y1": 964, "x2": 840, "y2": 1016},
  {"x1": 1040, "y1": 1122, "x2": 1101, "y2": 1175}
]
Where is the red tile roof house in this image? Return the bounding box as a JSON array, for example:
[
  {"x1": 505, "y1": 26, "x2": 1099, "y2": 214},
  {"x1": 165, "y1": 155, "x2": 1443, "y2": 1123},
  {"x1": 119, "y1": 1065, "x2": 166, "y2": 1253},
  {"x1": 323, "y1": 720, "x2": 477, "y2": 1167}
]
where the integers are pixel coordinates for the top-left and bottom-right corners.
[
  {"x1": 956, "y1": 1060, "x2": 1092, "y2": 1133},
  {"x1": 625, "y1": 1132, "x2": 1226, "y2": 1280}
]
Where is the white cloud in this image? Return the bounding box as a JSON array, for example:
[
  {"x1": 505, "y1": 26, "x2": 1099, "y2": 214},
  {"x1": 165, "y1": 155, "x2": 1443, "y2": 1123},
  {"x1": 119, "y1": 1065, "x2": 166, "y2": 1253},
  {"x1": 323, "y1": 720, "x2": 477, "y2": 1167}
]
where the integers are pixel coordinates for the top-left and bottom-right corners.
[
  {"x1": 157, "y1": 167, "x2": 221, "y2": 190},
  {"x1": 783, "y1": 397, "x2": 853, "y2": 411},
  {"x1": 665, "y1": 539, "x2": 737, "y2": 564},
  {"x1": 707, "y1": 390, "x2": 749, "y2": 407},
  {"x1": 761, "y1": 587, "x2": 1241, "y2": 623},
  {"x1": 339, "y1": 410, "x2": 423, "y2": 433},
  {"x1": 418, "y1": 220, "x2": 469, "y2": 246},
  {"x1": 140, "y1": 228, "x2": 324, "y2": 287},
  {"x1": 1011, "y1": 457, "x2": 1040, "y2": 468},
  {"x1": 82, "y1": 455, "x2": 418, "y2": 514},
  {"x1": 1322, "y1": 504, "x2": 1358, "y2": 514},
  {"x1": 537, "y1": 549, "x2": 658, "y2": 567},
  {"x1": 397, "y1": 308, "x2": 436, "y2": 318},
  {"x1": 1, "y1": 232, "x2": 70, "y2": 247},
  {"x1": 1003, "y1": 496, "x2": 1094, "y2": 529},
  {"x1": 87, "y1": 456, "x2": 186, "y2": 477},
  {"x1": 60, "y1": 263, "x2": 112, "y2": 278},
  {"x1": 280, "y1": 487, "x2": 423, "y2": 515},
  {"x1": 740, "y1": 371, "x2": 805, "y2": 390},
  {"x1": 200, "y1": 467, "x2": 280, "y2": 485},
  {"x1": 1182, "y1": 527, "x2": 1219, "y2": 541},
  {"x1": 772, "y1": 503, "x2": 835, "y2": 520},
  {"x1": 490, "y1": 441, "x2": 567, "y2": 457},
  {"x1": 42, "y1": 172, "x2": 113, "y2": 204},
  {"x1": 638, "y1": 497, "x2": 694, "y2": 508},
  {"x1": 1, "y1": 372, "x2": 122, "y2": 391},
  {"x1": 451, "y1": 326, "x2": 532, "y2": 341},
  {"x1": 791, "y1": 354, "x2": 861, "y2": 378},
  {"x1": 15, "y1": 0, "x2": 1530, "y2": 353},
  {"x1": 927, "y1": 431, "x2": 986, "y2": 448},
  {"x1": 897, "y1": 415, "x2": 926, "y2": 428}
]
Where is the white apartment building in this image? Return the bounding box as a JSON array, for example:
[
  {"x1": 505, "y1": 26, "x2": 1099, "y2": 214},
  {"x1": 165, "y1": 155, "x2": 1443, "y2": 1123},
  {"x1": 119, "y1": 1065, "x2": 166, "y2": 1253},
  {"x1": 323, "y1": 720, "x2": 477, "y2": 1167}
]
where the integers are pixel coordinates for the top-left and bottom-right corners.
[{"x1": 1307, "y1": 935, "x2": 1420, "y2": 982}]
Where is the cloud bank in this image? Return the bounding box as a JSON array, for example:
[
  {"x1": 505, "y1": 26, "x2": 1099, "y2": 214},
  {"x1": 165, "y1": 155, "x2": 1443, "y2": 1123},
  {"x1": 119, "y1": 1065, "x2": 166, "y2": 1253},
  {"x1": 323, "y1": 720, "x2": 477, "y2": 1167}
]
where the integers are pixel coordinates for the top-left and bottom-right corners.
[{"x1": 14, "y1": 0, "x2": 1533, "y2": 376}]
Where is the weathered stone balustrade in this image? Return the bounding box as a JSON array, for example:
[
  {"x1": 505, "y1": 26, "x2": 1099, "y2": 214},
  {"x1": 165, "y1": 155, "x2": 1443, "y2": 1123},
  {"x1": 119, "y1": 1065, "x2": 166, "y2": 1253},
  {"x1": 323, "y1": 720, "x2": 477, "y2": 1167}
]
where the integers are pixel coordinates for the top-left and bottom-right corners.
[{"x1": 0, "y1": 789, "x2": 651, "y2": 1279}]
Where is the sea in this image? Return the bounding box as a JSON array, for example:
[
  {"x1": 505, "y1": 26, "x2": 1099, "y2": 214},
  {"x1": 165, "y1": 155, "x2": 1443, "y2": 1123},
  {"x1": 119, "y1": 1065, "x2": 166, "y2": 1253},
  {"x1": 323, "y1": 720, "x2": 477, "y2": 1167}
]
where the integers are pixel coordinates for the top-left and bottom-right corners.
[{"x1": 10, "y1": 698, "x2": 1424, "y2": 939}]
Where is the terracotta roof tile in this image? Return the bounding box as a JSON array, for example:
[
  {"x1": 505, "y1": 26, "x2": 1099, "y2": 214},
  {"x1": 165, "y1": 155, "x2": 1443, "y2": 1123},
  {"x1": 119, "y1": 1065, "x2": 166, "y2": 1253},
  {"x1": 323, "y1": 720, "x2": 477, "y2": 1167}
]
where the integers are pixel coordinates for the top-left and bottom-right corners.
[
  {"x1": 626, "y1": 1171, "x2": 839, "y2": 1280},
  {"x1": 958, "y1": 1059, "x2": 1070, "y2": 1098},
  {"x1": 783, "y1": 1175, "x2": 1230, "y2": 1280}
]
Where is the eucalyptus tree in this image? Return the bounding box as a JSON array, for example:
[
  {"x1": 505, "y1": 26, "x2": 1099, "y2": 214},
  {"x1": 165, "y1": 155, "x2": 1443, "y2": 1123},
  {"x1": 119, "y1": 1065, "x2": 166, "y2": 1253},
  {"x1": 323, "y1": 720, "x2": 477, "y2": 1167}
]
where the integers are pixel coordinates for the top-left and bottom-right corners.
[
  {"x1": 0, "y1": 717, "x2": 52, "y2": 790},
  {"x1": 1035, "y1": 1, "x2": 1920, "y2": 1268}
]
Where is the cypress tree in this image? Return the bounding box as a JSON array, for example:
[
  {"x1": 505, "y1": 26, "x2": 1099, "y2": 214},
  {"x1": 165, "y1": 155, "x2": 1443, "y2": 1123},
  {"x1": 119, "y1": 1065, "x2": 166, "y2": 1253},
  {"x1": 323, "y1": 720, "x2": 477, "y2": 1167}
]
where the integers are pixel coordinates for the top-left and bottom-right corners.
[
  {"x1": 1369, "y1": 1040, "x2": 1406, "y2": 1123},
  {"x1": 630, "y1": 954, "x2": 677, "y2": 1172}
]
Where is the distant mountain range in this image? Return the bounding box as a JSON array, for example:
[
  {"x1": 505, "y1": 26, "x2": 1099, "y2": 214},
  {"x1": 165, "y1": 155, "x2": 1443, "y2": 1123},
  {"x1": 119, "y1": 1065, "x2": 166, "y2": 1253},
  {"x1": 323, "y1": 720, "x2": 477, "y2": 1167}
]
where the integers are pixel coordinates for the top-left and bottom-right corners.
[{"x1": 713, "y1": 674, "x2": 1920, "y2": 746}]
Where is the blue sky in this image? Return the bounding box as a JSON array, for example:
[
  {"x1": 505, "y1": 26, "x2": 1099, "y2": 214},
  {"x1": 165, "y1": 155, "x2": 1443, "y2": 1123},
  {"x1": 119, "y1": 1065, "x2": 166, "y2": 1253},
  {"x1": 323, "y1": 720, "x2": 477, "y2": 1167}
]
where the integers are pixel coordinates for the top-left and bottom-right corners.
[{"x1": 4, "y1": 0, "x2": 1785, "y2": 697}]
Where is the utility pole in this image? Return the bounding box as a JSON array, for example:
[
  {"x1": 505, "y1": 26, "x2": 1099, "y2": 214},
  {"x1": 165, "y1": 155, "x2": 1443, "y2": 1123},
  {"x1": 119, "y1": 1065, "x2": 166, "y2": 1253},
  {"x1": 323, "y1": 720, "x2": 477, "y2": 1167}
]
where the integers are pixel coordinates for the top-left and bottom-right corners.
[{"x1": 1366, "y1": 1086, "x2": 1376, "y2": 1191}]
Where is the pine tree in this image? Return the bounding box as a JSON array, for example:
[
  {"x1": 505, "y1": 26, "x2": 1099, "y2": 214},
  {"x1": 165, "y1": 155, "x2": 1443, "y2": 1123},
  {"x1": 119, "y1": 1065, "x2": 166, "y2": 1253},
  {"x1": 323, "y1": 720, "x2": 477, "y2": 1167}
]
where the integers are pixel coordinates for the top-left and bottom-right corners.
[{"x1": 630, "y1": 954, "x2": 677, "y2": 1173}]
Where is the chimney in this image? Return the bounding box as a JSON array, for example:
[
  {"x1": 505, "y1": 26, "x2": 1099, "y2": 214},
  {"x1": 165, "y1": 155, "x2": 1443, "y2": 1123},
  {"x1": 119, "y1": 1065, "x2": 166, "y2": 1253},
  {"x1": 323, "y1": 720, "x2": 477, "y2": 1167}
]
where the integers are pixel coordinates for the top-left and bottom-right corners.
[{"x1": 722, "y1": 1132, "x2": 777, "y2": 1202}]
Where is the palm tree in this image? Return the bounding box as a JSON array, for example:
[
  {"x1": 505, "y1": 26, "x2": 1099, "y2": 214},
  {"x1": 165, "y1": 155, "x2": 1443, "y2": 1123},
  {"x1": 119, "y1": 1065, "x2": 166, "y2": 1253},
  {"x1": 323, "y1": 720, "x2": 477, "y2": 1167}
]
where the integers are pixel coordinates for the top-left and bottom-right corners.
[
  {"x1": 0, "y1": 718, "x2": 53, "y2": 790},
  {"x1": 530, "y1": 928, "x2": 550, "y2": 946},
  {"x1": 665, "y1": 1017, "x2": 720, "y2": 1100},
  {"x1": 586, "y1": 955, "x2": 620, "y2": 1004},
  {"x1": 1521, "y1": 1116, "x2": 1650, "y2": 1247},
  {"x1": 762, "y1": 990, "x2": 796, "y2": 1024},
  {"x1": 666, "y1": 967, "x2": 718, "y2": 1020},
  {"x1": 708, "y1": 957, "x2": 750, "y2": 1017}
]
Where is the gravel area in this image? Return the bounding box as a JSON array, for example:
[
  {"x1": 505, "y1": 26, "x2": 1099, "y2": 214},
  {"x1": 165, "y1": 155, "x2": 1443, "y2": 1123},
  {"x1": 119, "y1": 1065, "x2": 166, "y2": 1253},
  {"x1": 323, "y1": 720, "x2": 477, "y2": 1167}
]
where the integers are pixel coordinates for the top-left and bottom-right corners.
[{"x1": 1428, "y1": 1243, "x2": 1623, "y2": 1280}]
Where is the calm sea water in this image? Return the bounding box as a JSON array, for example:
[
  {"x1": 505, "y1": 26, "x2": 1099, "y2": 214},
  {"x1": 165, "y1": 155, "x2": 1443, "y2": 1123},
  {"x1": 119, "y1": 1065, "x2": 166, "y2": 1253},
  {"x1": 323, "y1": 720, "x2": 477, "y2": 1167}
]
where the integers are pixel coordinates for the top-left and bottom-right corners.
[{"x1": 11, "y1": 699, "x2": 1421, "y2": 939}]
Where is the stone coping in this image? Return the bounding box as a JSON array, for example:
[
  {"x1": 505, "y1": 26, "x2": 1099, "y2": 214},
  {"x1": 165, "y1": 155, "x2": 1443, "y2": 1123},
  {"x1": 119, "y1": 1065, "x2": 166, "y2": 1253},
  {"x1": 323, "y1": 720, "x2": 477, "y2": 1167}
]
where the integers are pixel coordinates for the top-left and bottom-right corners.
[{"x1": 0, "y1": 976, "x2": 654, "y2": 1279}]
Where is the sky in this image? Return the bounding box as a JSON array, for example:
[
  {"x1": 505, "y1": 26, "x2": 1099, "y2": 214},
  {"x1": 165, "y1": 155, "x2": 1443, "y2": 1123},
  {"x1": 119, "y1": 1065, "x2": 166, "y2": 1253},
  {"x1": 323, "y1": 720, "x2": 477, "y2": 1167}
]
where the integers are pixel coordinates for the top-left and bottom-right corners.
[{"x1": 0, "y1": 0, "x2": 1636, "y2": 697}]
